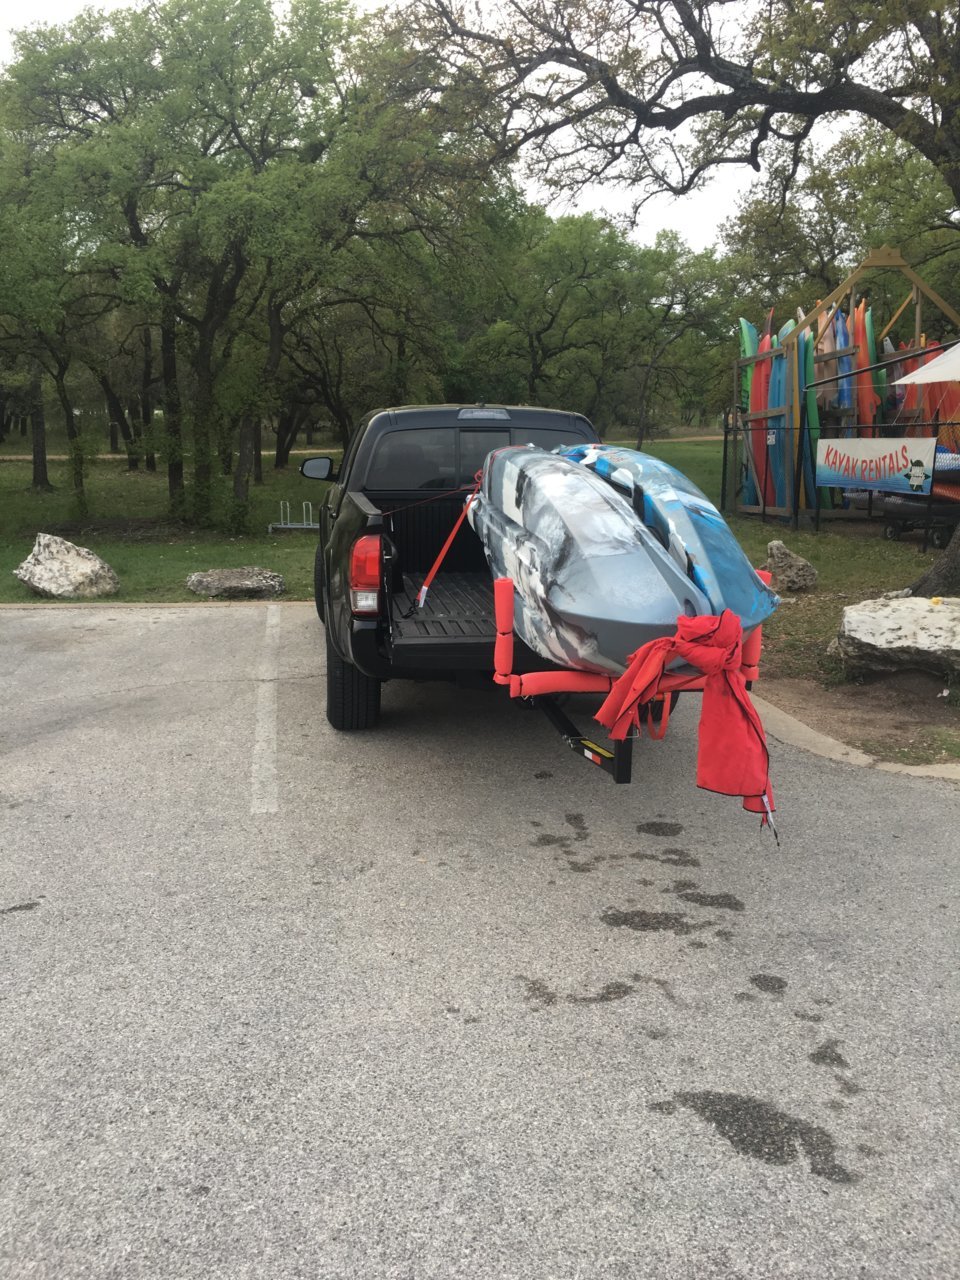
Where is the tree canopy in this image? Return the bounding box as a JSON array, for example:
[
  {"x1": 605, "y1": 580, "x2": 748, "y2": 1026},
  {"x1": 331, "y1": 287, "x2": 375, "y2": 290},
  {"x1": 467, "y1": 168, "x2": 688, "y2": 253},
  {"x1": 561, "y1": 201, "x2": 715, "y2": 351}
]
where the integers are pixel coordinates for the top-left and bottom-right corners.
[{"x1": 416, "y1": 1, "x2": 960, "y2": 212}]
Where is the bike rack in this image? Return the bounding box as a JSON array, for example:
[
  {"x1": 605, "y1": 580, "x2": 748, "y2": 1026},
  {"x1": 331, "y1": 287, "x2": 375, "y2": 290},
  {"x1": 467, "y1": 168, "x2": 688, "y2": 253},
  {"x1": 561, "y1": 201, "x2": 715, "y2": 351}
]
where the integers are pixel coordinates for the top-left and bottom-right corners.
[{"x1": 268, "y1": 500, "x2": 319, "y2": 532}]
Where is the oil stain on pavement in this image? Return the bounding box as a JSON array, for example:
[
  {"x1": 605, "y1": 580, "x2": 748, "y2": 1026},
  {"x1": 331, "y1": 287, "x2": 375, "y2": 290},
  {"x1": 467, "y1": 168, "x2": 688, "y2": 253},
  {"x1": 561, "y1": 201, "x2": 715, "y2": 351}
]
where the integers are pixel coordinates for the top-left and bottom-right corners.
[
  {"x1": 636, "y1": 820, "x2": 684, "y2": 837},
  {"x1": 648, "y1": 1091, "x2": 856, "y2": 1184},
  {"x1": 750, "y1": 974, "x2": 788, "y2": 995},
  {"x1": 564, "y1": 813, "x2": 589, "y2": 841},
  {"x1": 519, "y1": 977, "x2": 558, "y2": 1010},
  {"x1": 809, "y1": 1039, "x2": 851, "y2": 1069},
  {"x1": 631, "y1": 848, "x2": 701, "y2": 868},
  {"x1": 601, "y1": 907, "x2": 711, "y2": 936},
  {"x1": 567, "y1": 981, "x2": 635, "y2": 1005},
  {"x1": 676, "y1": 890, "x2": 745, "y2": 912}
]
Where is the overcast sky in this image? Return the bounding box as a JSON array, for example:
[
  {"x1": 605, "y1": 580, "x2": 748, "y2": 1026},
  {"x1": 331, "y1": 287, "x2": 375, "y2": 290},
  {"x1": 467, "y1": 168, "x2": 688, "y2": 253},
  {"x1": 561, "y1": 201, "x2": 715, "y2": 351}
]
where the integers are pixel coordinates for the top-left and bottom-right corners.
[{"x1": 0, "y1": 0, "x2": 750, "y2": 252}]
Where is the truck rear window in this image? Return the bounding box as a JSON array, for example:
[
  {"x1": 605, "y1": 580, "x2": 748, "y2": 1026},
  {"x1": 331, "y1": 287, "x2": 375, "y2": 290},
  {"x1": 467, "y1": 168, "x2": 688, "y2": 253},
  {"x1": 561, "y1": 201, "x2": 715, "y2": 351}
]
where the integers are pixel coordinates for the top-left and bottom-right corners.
[
  {"x1": 365, "y1": 429, "x2": 458, "y2": 489},
  {"x1": 514, "y1": 428, "x2": 589, "y2": 451},
  {"x1": 460, "y1": 429, "x2": 511, "y2": 479},
  {"x1": 364, "y1": 423, "x2": 592, "y2": 489}
]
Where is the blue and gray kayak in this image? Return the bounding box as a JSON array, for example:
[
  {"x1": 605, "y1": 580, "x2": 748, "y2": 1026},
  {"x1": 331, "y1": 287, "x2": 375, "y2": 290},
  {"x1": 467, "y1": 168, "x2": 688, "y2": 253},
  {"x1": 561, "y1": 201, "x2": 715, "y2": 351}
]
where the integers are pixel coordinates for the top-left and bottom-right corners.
[{"x1": 468, "y1": 443, "x2": 778, "y2": 675}]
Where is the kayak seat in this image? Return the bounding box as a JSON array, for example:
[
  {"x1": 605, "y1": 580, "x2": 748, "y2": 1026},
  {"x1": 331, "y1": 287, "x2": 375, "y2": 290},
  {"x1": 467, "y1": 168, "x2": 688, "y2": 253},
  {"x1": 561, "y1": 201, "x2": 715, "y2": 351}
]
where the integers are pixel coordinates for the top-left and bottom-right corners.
[{"x1": 629, "y1": 483, "x2": 670, "y2": 554}]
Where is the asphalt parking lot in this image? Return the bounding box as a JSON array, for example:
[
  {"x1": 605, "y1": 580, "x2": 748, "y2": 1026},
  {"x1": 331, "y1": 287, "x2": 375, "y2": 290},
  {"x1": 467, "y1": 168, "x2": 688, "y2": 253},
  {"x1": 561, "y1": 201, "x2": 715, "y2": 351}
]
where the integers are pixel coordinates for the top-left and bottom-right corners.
[{"x1": 2, "y1": 603, "x2": 959, "y2": 1279}]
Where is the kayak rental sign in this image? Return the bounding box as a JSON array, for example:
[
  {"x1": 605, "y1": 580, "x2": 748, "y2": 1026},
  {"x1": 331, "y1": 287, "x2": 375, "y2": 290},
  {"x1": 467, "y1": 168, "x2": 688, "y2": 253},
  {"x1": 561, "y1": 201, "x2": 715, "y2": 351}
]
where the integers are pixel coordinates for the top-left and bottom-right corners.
[{"x1": 815, "y1": 438, "x2": 936, "y2": 495}]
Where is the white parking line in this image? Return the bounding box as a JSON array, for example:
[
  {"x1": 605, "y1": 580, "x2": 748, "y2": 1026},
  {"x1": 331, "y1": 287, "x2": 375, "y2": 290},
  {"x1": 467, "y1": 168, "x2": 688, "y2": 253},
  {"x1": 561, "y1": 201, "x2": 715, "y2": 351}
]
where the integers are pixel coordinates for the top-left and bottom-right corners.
[{"x1": 250, "y1": 605, "x2": 281, "y2": 814}]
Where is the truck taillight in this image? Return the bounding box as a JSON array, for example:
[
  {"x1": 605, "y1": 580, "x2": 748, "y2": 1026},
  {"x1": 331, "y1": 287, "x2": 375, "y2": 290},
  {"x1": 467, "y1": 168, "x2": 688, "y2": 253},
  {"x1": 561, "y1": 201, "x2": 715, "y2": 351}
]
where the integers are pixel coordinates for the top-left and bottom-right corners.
[{"x1": 349, "y1": 534, "x2": 382, "y2": 615}]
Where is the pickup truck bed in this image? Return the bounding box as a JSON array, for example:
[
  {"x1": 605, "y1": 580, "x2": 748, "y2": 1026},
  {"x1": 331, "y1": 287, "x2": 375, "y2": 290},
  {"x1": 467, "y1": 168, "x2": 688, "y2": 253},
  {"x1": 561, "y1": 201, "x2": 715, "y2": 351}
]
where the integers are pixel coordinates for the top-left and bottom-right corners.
[
  {"x1": 390, "y1": 572, "x2": 495, "y2": 645},
  {"x1": 382, "y1": 495, "x2": 496, "y2": 668}
]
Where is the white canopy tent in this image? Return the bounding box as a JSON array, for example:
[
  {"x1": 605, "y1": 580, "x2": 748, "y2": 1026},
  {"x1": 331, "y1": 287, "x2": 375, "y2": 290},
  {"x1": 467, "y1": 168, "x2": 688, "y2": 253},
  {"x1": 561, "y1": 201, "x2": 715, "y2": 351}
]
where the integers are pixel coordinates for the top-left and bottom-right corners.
[{"x1": 893, "y1": 341, "x2": 960, "y2": 385}]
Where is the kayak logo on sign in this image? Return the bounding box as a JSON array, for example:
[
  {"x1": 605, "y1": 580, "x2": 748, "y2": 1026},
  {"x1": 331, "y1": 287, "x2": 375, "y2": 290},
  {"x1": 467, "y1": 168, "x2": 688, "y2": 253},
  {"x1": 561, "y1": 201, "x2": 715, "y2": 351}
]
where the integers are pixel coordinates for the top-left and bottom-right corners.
[{"x1": 905, "y1": 459, "x2": 929, "y2": 492}]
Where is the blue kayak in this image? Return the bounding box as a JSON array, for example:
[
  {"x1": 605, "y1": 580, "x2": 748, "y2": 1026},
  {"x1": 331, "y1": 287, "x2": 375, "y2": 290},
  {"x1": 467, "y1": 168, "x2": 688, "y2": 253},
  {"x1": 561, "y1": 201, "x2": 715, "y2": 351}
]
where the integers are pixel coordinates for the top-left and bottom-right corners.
[{"x1": 468, "y1": 443, "x2": 779, "y2": 675}]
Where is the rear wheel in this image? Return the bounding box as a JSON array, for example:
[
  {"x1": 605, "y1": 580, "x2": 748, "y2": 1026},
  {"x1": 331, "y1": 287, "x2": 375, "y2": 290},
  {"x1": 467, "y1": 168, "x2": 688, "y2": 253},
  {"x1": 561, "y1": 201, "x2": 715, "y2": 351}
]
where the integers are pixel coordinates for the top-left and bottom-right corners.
[{"x1": 325, "y1": 626, "x2": 381, "y2": 730}]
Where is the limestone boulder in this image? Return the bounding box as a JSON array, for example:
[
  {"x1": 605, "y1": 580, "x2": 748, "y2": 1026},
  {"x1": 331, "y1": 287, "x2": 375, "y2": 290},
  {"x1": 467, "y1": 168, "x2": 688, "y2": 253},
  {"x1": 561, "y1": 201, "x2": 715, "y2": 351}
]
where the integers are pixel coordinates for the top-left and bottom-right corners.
[
  {"x1": 766, "y1": 540, "x2": 818, "y2": 592},
  {"x1": 186, "y1": 567, "x2": 285, "y2": 599},
  {"x1": 14, "y1": 533, "x2": 119, "y2": 599},
  {"x1": 836, "y1": 596, "x2": 960, "y2": 678}
]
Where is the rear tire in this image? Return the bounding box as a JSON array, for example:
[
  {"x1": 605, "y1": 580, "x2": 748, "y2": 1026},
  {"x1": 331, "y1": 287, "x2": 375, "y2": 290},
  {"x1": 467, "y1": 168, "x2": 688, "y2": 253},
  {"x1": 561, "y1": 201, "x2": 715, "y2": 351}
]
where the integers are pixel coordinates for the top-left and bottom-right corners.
[{"x1": 325, "y1": 626, "x2": 381, "y2": 730}]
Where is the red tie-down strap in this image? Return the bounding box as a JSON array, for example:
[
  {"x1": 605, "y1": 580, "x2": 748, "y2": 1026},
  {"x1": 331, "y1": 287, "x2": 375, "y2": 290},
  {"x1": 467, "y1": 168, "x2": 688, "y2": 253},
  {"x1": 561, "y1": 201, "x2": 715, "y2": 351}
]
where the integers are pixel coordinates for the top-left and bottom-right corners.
[
  {"x1": 595, "y1": 610, "x2": 775, "y2": 828},
  {"x1": 416, "y1": 472, "x2": 484, "y2": 609}
]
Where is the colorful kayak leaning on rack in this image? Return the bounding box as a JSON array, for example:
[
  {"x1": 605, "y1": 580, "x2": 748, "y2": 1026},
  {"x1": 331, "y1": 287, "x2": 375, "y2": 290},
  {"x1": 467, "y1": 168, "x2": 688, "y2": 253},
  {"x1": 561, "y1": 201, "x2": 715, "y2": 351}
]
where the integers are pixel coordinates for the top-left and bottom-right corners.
[
  {"x1": 738, "y1": 317, "x2": 759, "y2": 505},
  {"x1": 749, "y1": 322, "x2": 776, "y2": 507}
]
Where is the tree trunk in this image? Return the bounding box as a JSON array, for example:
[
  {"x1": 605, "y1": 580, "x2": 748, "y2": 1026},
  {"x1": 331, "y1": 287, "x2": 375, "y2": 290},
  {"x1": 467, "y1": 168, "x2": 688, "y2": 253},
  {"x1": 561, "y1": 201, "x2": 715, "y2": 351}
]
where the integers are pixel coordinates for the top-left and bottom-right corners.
[
  {"x1": 219, "y1": 418, "x2": 234, "y2": 476},
  {"x1": 192, "y1": 350, "x2": 215, "y2": 524},
  {"x1": 526, "y1": 362, "x2": 539, "y2": 401},
  {"x1": 253, "y1": 418, "x2": 263, "y2": 484},
  {"x1": 160, "y1": 300, "x2": 185, "y2": 517},
  {"x1": 19, "y1": 415, "x2": 28, "y2": 437},
  {"x1": 634, "y1": 402, "x2": 653, "y2": 449},
  {"x1": 334, "y1": 410, "x2": 351, "y2": 450},
  {"x1": 910, "y1": 526, "x2": 960, "y2": 596},
  {"x1": 53, "y1": 369, "x2": 86, "y2": 515},
  {"x1": 98, "y1": 374, "x2": 140, "y2": 470},
  {"x1": 141, "y1": 327, "x2": 157, "y2": 472},
  {"x1": 393, "y1": 328, "x2": 409, "y2": 404},
  {"x1": 273, "y1": 409, "x2": 300, "y2": 469},
  {"x1": 128, "y1": 399, "x2": 142, "y2": 454},
  {"x1": 229, "y1": 414, "x2": 255, "y2": 533},
  {"x1": 29, "y1": 378, "x2": 52, "y2": 491}
]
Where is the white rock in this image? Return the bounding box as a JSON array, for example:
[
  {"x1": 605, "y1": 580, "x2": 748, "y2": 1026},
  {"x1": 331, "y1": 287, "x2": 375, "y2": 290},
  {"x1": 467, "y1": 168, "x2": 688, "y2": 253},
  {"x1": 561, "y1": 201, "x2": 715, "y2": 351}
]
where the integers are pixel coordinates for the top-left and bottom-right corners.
[
  {"x1": 836, "y1": 596, "x2": 960, "y2": 678},
  {"x1": 766, "y1": 540, "x2": 818, "y2": 592},
  {"x1": 186, "y1": 567, "x2": 285, "y2": 599},
  {"x1": 14, "y1": 533, "x2": 119, "y2": 599}
]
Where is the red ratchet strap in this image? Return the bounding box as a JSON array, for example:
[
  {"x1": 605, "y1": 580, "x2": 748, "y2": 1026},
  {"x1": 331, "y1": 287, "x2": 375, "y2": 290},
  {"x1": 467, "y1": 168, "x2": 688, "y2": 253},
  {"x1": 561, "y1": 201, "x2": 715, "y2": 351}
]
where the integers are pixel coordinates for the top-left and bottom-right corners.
[
  {"x1": 416, "y1": 471, "x2": 483, "y2": 609},
  {"x1": 645, "y1": 696, "x2": 672, "y2": 741},
  {"x1": 381, "y1": 482, "x2": 477, "y2": 518}
]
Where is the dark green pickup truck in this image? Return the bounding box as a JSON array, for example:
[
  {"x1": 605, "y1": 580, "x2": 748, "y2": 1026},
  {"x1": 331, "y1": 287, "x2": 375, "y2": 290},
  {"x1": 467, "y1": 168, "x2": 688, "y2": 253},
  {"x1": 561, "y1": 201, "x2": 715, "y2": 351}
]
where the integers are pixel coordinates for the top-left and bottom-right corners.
[{"x1": 301, "y1": 403, "x2": 599, "y2": 729}]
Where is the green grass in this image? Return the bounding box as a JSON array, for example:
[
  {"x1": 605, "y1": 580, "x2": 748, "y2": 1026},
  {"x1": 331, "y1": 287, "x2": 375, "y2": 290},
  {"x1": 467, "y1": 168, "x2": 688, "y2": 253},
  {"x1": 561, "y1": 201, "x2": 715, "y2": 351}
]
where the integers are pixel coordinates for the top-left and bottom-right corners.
[
  {"x1": 1, "y1": 454, "x2": 339, "y2": 604},
  {"x1": 645, "y1": 439, "x2": 725, "y2": 502},
  {"x1": 858, "y1": 729, "x2": 960, "y2": 767},
  {"x1": 604, "y1": 436, "x2": 724, "y2": 503}
]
